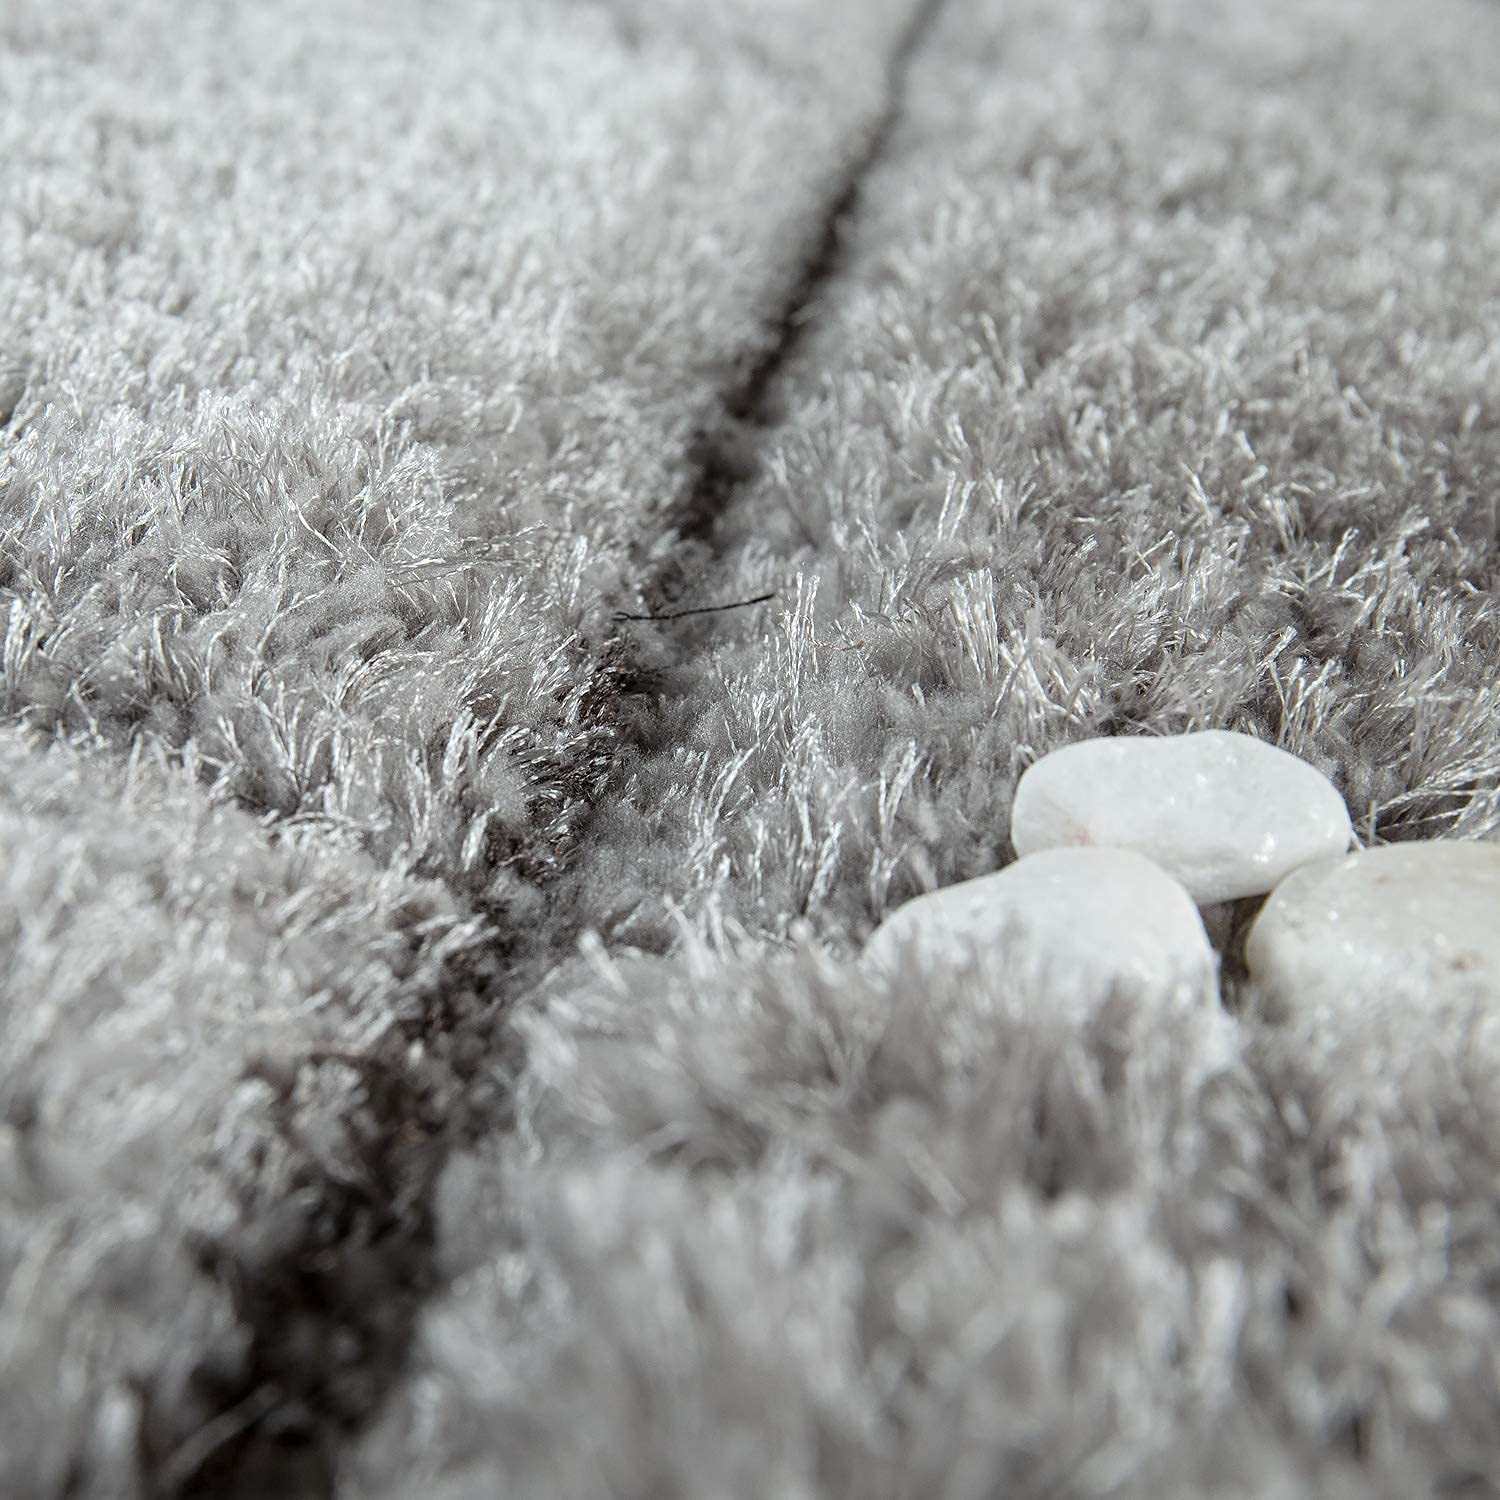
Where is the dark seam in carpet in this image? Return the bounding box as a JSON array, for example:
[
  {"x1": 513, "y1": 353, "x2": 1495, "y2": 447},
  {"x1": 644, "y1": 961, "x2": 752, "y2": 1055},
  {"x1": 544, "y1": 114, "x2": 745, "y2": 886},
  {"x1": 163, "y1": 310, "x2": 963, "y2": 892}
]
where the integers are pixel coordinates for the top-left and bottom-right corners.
[
  {"x1": 637, "y1": 0, "x2": 952, "y2": 598},
  {"x1": 158, "y1": 964, "x2": 504, "y2": 1500},
  {"x1": 158, "y1": 9, "x2": 953, "y2": 1496}
]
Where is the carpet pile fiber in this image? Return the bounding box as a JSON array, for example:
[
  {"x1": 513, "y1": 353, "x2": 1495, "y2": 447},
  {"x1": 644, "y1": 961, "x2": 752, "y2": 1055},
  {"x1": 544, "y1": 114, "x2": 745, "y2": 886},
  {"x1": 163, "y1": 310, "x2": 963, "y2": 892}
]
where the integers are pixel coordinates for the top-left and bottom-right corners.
[{"x1": 2, "y1": 0, "x2": 1498, "y2": 1495}]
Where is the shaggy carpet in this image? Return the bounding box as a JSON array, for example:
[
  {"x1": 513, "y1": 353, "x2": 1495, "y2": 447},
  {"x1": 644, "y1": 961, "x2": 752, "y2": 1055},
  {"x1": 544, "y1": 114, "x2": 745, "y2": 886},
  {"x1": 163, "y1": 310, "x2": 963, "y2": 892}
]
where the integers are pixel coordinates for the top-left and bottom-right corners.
[{"x1": 2, "y1": 0, "x2": 1498, "y2": 1496}]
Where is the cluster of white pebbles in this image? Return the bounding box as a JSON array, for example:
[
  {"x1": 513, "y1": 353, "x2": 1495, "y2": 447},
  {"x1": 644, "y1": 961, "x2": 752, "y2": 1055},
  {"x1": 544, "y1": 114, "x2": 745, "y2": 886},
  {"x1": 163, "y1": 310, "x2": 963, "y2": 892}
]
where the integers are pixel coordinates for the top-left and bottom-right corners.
[{"x1": 864, "y1": 730, "x2": 1500, "y2": 1025}]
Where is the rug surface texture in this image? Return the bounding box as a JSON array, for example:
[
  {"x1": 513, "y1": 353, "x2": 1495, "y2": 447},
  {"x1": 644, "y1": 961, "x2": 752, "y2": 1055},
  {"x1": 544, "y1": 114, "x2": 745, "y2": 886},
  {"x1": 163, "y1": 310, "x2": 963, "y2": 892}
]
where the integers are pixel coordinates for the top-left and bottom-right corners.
[{"x1": 2, "y1": 0, "x2": 1498, "y2": 1495}]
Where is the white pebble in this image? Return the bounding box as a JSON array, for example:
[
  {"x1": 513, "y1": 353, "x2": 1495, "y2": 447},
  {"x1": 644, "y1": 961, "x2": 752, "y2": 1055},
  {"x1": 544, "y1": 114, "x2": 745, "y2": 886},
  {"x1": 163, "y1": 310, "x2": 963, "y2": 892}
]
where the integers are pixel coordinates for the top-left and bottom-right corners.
[
  {"x1": 863, "y1": 847, "x2": 1218, "y2": 1011},
  {"x1": 1010, "y1": 729, "x2": 1353, "y2": 903},
  {"x1": 1244, "y1": 841, "x2": 1500, "y2": 1025}
]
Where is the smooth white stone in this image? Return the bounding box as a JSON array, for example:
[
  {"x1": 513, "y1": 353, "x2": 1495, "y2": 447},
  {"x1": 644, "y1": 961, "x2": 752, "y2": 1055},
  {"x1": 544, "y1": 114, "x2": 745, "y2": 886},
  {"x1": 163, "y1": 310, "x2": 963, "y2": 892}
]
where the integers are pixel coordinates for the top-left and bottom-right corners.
[
  {"x1": 863, "y1": 847, "x2": 1218, "y2": 1010},
  {"x1": 1010, "y1": 729, "x2": 1353, "y2": 904},
  {"x1": 1244, "y1": 841, "x2": 1500, "y2": 1023}
]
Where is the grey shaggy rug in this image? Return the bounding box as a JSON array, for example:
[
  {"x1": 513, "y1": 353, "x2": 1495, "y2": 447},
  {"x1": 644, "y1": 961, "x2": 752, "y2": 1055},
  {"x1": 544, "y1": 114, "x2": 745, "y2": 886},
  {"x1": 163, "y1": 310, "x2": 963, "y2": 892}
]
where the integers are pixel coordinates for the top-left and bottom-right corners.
[{"x1": 2, "y1": 0, "x2": 1499, "y2": 1495}]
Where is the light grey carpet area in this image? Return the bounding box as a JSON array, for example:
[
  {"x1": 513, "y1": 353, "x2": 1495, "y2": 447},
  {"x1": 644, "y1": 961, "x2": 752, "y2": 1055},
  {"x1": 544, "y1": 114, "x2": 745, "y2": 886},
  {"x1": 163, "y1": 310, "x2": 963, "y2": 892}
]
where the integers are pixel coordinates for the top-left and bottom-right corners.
[{"x1": 2, "y1": 0, "x2": 1498, "y2": 1495}]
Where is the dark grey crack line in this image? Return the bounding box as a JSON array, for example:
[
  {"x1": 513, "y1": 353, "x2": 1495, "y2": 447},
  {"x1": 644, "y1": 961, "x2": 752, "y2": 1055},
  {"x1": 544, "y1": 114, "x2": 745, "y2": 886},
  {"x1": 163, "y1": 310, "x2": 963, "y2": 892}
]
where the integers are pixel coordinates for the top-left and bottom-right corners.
[
  {"x1": 640, "y1": 0, "x2": 952, "y2": 595},
  {"x1": 160, "y1": 5, "x2": 953, "y2": 1495}
]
